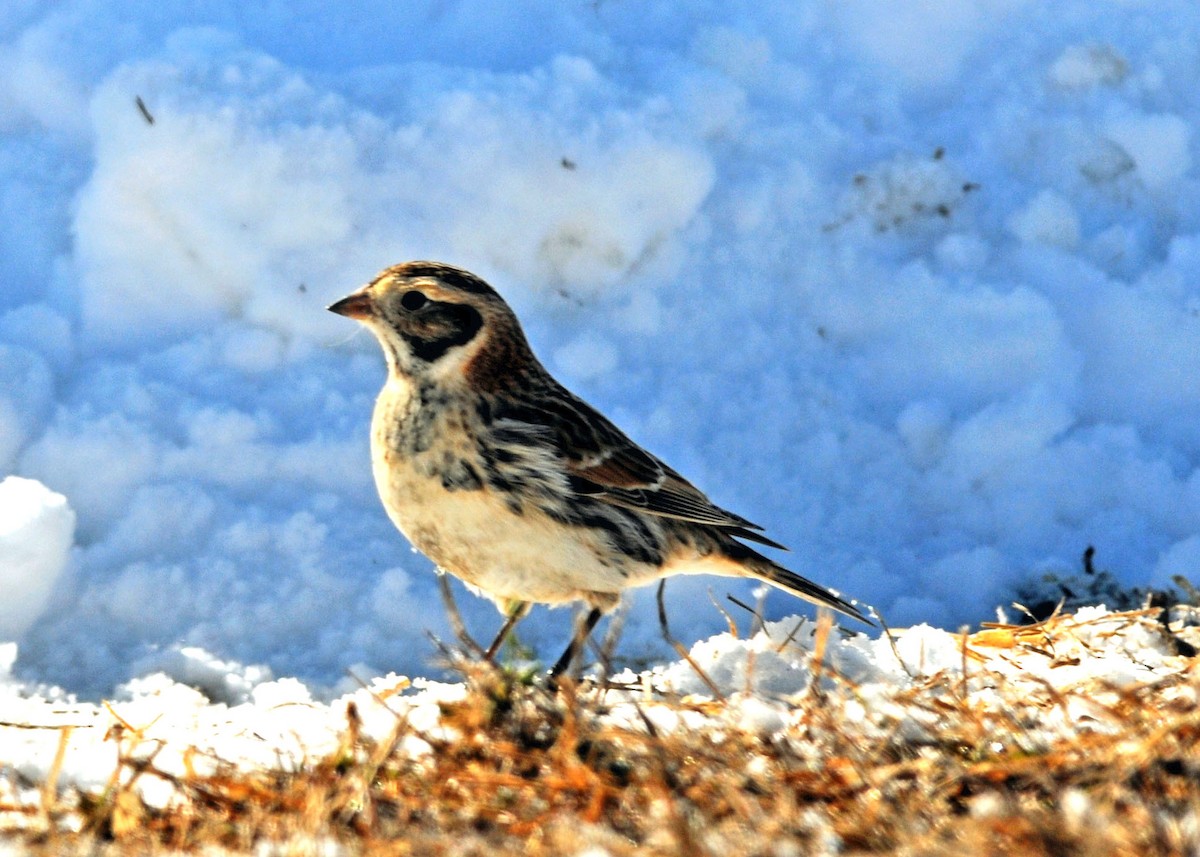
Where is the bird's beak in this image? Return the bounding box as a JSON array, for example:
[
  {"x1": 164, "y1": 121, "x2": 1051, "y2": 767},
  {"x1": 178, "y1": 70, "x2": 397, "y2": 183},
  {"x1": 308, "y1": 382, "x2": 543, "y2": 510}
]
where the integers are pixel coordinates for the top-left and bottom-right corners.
[{"x1": 327, "y1": 291, "x2": 373, "y2": 320}]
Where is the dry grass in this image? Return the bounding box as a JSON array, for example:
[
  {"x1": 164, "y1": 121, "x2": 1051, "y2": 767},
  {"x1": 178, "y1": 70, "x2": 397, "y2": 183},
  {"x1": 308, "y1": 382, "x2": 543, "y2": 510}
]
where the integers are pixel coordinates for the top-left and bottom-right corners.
[{"x1": 5, "y1": 608, "x2": 1200, "y2": 856}]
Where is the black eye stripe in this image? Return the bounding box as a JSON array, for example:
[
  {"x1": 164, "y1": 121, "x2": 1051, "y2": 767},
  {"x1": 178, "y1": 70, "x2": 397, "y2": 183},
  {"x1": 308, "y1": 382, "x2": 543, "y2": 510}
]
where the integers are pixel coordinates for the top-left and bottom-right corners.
[{"x1": 400, "y1": 303, "x2": 484, "y2": 362}]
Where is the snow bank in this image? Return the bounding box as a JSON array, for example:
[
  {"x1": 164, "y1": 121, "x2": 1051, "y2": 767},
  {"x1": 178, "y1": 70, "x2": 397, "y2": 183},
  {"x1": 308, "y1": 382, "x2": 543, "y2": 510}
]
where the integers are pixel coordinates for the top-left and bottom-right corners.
[{"x1": 1, "y1": 2, "x2": 1200, "y2": 694}]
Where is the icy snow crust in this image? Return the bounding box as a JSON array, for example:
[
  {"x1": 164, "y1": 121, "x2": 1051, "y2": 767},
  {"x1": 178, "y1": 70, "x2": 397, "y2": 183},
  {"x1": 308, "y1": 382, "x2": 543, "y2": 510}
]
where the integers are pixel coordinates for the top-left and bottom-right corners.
[{"x1": 1, "y1": 3, "x2": 1200, "y2": 695}]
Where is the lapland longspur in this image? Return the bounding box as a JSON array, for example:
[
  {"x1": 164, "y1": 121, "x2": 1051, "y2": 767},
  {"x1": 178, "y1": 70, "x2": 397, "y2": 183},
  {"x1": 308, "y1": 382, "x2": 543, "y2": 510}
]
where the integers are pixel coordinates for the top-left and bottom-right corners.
[{"x1": 330, "y1": 262, "x2": 869, "y2": 677}]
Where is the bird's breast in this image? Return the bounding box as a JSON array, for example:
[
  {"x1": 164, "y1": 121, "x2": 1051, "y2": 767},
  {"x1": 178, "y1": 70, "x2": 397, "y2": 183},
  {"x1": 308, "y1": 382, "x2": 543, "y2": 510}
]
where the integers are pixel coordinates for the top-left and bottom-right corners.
[{"x1": 367, "y1": 384, "x2": 641, "y2": 604}]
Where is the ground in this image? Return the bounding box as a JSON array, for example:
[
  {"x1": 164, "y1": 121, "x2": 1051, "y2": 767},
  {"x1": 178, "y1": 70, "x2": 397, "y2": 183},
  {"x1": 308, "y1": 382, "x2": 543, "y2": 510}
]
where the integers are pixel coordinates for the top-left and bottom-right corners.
[{"x1": 3, "y1": 605, "x2": 1199, "y2": 855}]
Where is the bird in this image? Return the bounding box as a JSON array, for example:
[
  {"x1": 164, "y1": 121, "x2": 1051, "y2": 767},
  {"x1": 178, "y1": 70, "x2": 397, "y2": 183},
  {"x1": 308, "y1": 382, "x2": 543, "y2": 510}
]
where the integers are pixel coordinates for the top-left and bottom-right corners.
[{"x1": 328, "y1": 261, "x2": 870, "y2": 678}]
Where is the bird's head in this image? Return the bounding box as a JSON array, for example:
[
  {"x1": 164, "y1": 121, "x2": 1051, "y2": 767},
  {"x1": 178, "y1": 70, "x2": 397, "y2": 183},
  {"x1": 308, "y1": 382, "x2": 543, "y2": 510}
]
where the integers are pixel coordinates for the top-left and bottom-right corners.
[{"x1": 329, "y1": 261, "x2": 535, "y2": 387}]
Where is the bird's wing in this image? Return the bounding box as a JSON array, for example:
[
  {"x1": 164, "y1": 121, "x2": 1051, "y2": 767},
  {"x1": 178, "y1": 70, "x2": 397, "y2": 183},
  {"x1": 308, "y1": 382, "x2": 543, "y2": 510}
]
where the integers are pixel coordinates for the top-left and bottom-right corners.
[{"x1": 492, "y1": 384, "x2": 785, "y2": 550}]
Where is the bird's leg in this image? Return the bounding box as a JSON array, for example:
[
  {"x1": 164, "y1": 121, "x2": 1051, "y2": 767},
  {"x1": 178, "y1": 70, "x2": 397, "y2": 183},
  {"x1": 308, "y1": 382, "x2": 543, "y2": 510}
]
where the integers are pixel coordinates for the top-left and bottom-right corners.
[
  {"x1": 484, "y1": 600, "x2": 530, "y2": 662},
  {"x1": 549, "y1": 606, "x2": 604, "y2": 679}
]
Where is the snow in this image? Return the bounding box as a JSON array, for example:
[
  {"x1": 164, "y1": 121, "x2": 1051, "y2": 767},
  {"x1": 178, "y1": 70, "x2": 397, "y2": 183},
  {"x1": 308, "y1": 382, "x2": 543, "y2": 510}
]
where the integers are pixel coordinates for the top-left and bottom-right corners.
[
  {"x1": 0, "y1": 1, "x2": 1197, "y2": 706},
  {"x1": 1103, "y1": 112, "x2": 1192, "y2": 192},
  {"x1": 0, "y1": 477, "x2": 74, "y2": 640},
  {"x1": 1008, "y1": 190, "x2": 1082, "y2": 250},
  {"x1": 1048, "y1": 44, "x2": 1129, "y2": 91}
]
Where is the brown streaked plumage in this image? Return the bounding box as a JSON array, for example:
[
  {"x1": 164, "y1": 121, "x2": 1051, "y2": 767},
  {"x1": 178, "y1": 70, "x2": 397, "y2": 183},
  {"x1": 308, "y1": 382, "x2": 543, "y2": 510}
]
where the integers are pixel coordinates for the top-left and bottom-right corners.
[{"x1": 329, "y1": 261, "x2": 870, "y2": 678}]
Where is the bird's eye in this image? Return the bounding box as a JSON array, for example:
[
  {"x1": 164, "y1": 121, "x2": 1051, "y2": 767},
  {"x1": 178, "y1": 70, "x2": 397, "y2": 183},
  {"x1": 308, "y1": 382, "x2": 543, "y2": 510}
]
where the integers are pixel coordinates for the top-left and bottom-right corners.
[{"x1": 400, "y1": 290, "x2": 428, "y2": 311}]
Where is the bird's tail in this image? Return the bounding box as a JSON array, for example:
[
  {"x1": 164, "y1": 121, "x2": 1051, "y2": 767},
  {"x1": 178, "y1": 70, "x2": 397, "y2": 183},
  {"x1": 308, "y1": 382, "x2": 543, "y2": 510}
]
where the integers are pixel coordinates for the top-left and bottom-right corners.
[{"x1": 724, "y1": 541, "x2": 873, "y2": 626}]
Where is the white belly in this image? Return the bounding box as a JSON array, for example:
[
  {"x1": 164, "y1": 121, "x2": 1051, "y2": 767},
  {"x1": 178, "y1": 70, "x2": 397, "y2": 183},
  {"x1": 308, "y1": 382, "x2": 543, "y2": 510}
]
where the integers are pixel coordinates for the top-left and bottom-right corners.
[{"x1": 372, "y1": 445, "x2": 631, "y2": 608}]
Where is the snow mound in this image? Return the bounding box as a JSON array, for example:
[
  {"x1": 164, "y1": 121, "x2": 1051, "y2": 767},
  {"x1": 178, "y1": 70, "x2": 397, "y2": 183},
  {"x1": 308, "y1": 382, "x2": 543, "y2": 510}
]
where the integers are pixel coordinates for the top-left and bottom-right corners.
[{"x1": 0, "y1": 476, "x2": 75, "y2": 639}]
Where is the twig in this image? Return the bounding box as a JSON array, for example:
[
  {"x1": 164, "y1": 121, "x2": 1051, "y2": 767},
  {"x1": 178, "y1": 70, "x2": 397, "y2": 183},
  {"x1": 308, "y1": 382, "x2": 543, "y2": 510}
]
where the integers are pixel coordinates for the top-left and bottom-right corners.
[
  {"x1": 752, "y1": 584, "x2": 770, "y2": 639},
  {"x1": 40, "y1": 726, "x2": 72, "y2": 823},
  {"x1": 343, "y1": 667, "x2": 412, "y2": 712},
  {"x1": 873, "y1": 606, "x2": 917, "y2": 679},
  {"x1": 657, "y1": 581, "x2": 724, "y2": 700},
  {"x1": 707, "y1": 588, "x2": 740, "y2": 638},
  {"x1": 806, "y1": 610, "x2": 834, "y2": 702},
  {"x1": 742, "y1": 586, "x2": 772, "y2": 694},
  {"x1": 437, "y1": 575, "x2": 485, "y2": 658},
  {"x1": 776, "y1": 617, "x2": 808, "y2": 654},
  {"x1": 588, "y1": 602, "x2": 625, "y2": 691},
  {"x1": 0, "y1": 720, "x2": 95, "y2": 730},
  {"x1": 1012, "y1": 598, "x2": 1063, "y2": 625},
  {"x1": 425, "y1": 631, "x2": 470, "y2": 674},
  {"x1": 726, "y1": 594, "x2": 772, "y2": 639},
  {"x1": 957, "y1": 624, "x2": 972, "y2": 708}
]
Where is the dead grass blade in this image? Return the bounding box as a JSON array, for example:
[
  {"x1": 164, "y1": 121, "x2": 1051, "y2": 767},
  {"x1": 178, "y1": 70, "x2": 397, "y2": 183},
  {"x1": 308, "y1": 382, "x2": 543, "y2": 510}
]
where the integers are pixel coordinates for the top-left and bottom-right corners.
[{"x1": 657, "y1": 580, "x2": 724, "y2": 700}]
